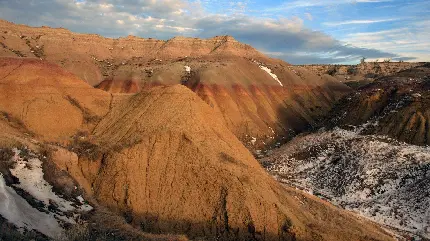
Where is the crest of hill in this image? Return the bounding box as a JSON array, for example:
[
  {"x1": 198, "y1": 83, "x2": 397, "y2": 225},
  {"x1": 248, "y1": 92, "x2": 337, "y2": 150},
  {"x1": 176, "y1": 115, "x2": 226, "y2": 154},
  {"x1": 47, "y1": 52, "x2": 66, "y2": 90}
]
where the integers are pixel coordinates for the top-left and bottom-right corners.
[
  {"x1": 0, "y1": 19, "x2": 272, "y2": 90},
  {"x1": 0, "y1": 19, "x2": 265, "y2": 66},
  {"x1": 80, "y1": 84, "x2": 393, "y2": 241},
  {"x1": 0, "y1": 57, "x2": 110, "y2": 141}
]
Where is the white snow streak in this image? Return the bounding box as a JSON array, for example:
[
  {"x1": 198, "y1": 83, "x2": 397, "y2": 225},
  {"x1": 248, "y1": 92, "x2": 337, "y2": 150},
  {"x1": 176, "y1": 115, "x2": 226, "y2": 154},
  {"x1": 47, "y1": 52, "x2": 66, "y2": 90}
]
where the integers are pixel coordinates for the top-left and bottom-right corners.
[
  {"x1": 10, "y1": 148, "x2": 76, "y2": 212},
  {"x1": 252, "y1": 60, "x2": 283, "y2": 86},
  {"x1": 259, "y1": 65, "x2": 283, "y2": 86},
  {"x1": 10, "y1": 148, "x2": 92, "y2": 212}
]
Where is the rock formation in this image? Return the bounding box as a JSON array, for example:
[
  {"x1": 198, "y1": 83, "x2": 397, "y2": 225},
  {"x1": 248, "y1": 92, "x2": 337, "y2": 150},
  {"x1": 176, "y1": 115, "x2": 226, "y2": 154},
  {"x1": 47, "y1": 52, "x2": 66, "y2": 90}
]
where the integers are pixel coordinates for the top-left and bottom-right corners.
[
  {"x1": 0, "y1": 19, "x2": 351, "y2": 148},
  {"x1": 0, "y1": 20, "x2": 265, "y2": 86},
  {"x1": 301, "y1": 62, "x2": 424, "y2": 83}
]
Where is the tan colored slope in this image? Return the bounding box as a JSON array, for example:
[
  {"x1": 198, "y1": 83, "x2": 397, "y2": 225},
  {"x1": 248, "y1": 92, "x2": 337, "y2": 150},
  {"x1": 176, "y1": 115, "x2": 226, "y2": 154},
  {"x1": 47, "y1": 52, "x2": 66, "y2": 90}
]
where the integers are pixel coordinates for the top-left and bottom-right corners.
[
  {"x1": 55, "y1": 84, "x2": 393, "y2": 241},
  {"x1": 0, "y1": 57, "x2": 110, "y2": 141},
  {"x1": 97, "y1": 56, "x2": 351, "y2": 146}
]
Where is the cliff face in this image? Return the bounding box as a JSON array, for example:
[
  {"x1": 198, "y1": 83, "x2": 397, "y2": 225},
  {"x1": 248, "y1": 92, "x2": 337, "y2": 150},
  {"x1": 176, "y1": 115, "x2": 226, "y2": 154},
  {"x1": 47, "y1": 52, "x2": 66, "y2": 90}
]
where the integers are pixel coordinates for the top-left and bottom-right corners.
[{"x1": 0, "y1": 20, "x2": 351, "y2": 149}]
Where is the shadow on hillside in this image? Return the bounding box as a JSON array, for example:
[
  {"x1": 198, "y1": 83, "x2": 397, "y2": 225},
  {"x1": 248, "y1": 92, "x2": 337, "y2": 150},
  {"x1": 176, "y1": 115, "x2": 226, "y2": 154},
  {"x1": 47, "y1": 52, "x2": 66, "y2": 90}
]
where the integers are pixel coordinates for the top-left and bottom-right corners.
[{"x1": 115, "y1": 211, "x2": 297, "y2": 241}]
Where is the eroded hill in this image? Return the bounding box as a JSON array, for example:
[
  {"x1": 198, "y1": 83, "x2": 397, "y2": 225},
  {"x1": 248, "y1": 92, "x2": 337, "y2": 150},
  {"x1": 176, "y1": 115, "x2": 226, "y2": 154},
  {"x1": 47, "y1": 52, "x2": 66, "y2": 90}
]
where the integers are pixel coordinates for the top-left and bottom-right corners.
[{"x1": 0, "y1": 58, "x2": 394, "y2": 240}]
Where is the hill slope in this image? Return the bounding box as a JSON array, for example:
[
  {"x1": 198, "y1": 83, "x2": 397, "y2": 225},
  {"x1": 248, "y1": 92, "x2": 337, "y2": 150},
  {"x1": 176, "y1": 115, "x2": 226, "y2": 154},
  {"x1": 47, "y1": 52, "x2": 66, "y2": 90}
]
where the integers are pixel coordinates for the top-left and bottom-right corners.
[
  {"x1": 324, "y1": 64, "x2": 430, "y2": 146},
  {"x1": 70, "y1": 84, "x2": 392, "y2": 240},
  {"x1": 0, "y1": 19, "x2": 351, "y2": 147},
  {"x1": 96, "y1": 56, "x2": 350, "y2": 147},
  {"x1": 0, "y1": 57, "x2": 110, "y2": 141}
]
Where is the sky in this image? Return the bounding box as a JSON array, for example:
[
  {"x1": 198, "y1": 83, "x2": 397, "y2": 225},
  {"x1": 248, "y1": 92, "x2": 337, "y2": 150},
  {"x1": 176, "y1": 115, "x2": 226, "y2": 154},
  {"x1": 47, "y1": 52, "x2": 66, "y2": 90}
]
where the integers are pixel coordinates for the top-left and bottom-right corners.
[{"x1": 0, "y1": 0, "x2": 429, "y2": 64}]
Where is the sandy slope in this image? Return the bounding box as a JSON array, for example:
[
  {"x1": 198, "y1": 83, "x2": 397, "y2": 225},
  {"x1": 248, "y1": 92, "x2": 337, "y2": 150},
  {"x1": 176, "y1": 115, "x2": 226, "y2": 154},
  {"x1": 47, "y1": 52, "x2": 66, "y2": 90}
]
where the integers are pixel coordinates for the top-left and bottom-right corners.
[{"x1": 54, "y1": 84, "x2": 392, "y2": 241}]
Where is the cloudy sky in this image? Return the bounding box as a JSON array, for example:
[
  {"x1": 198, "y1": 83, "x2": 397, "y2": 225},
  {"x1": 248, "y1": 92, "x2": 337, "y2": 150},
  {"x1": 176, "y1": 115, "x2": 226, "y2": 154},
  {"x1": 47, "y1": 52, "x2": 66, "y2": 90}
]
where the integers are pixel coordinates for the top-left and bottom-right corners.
[{"x1": 0, "y1": 0, "x2": 429, "y2": 64}]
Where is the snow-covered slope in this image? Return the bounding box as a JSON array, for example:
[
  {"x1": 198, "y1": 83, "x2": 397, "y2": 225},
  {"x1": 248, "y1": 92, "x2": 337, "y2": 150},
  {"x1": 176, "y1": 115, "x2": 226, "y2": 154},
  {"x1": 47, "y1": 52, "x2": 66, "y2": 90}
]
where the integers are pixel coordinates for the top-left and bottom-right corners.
[
  {"x1": 263, "y1": 128, "x2": 430, "y2": 239},
  {"x1": 0, "y1": 147, "x2": 92, "y2": 239},
  {"x1": 10, "y1": 148, "x2": 92, "y2": 212},
  {"x1": 0, "y1": 173, "x2": 63, "y2": 238}
]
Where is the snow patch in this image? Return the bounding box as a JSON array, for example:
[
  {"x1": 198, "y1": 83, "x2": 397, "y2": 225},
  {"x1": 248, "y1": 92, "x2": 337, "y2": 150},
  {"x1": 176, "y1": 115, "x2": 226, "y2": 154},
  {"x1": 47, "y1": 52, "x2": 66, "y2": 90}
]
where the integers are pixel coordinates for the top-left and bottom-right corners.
[
  {"x1": 251, "y1": 137, "x2": 257, "y2": 145},
  {"x1": 10, "y1": 148, "x2": 76, "y2": 211},
  {"x1": 0, "y1": 174, "x2": 64, "y2": 238},
  {"x1": 10, "y1": 148, "x2": 92, "y2": 212},
  {"x1": 77, "y1": 195, "x2": 85, "y2": 203},
  {"x1": 259, "y1": 65, "x2": 283, "y2": 86},
  {"x1": 184, "y1": 65, "x2": 191, "y2": 73},
  {"x1": 0, "y1": 148, "x2": 94, "y2": 237}
]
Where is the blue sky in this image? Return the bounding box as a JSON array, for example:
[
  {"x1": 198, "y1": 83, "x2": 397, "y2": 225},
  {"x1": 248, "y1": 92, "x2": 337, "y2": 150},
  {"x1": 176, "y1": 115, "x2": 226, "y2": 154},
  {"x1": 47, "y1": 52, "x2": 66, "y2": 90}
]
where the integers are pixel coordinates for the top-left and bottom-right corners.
[{"x1": 0, "y1": 0, "x2": 429, "y2": 64}]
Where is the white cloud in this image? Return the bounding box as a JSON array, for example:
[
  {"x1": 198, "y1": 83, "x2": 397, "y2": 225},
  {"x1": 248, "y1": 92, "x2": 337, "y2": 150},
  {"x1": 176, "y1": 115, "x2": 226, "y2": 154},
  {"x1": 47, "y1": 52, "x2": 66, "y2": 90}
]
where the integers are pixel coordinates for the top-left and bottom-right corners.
[
  {"x1": 323, "y1": 18, "x2": 399, "y2": 26},
  {"x1": 341, "y1": 23, "x2": 430, "y2": 62},
  {"x1": 263, "y1": 0, "x2": 393, "y2": 12}
]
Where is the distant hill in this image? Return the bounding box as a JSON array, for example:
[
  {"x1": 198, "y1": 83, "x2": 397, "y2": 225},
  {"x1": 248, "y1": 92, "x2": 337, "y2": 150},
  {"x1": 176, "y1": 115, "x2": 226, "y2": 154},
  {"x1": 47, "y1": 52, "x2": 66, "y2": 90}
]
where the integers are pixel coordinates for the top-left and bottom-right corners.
[
  {"x1": 300, "y1": 62, "x2": 425, "y2": 86},
  {"x1": 323, "y1": 63, "x2": 430, "y2": 146}
]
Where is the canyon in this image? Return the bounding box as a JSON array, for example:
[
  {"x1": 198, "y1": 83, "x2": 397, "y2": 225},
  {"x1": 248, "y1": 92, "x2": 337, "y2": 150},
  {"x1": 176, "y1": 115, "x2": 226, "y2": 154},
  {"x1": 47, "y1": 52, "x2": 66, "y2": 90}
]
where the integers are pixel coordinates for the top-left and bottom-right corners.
[{"x1": 0, "y1": 19, "x2": 428, "y2": 240}]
